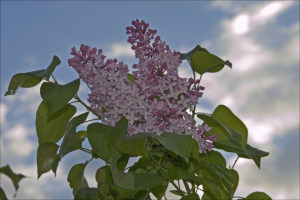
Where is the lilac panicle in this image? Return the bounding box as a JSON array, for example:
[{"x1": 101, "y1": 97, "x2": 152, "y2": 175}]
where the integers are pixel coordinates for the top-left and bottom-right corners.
[{"x1": 68, "y1": 19, "x2": 215, "y2": 153}]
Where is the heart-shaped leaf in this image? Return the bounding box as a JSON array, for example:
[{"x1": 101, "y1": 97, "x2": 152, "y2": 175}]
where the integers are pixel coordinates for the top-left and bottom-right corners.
[
  {"x1": 36, "y1": 102, "x2": 76, "y2": 144},
  {"x1": 41, "y1": 79, "x2": 80, "y2": 115}
]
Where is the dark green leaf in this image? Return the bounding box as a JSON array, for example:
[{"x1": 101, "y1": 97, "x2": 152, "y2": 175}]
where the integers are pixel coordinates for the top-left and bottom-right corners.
[
  {"x1": 189, "y1": 175, "x2": 221, "y2": 200},
  {"x1": 74, "y1": 187, "x2": 98, "y2": 200},
  {"x1": 45, "y1": 56, "x2": 61, "y2": 80},
  {"x1": 37, "y1": 142, "x2": 59, "y2": 178},
  {"x1": 229, "y1": 169, "x2": 239, "y2": 195},
  {"x1": 0, "y1": 165, "x2": 25, "y2": 193},
  {"x1": 179, "y1": 45, "x2": 203, "y2": 60},
  {"x1": 87, "y1": 118, "x2": 128, "y2": 162},
  {"x1": 155, "y1": 133, "x2": 194, "y2": 163},
  {"x1": 245, "y1": 191, "x2": 272, "y2": 200},
  {"x1": 5, "y1": 72, "x2": 43, "y2": 96},
  {"x1": 237, "y1": 144, "x2": 270, "y2": 169},
  {"x1": 170, "y1": 189, "x2": 186, "y2": 197},
  {"x1": 111, "y1": 152, "x2": 165, "y2": 191},
  {"x1": 115, "y1": 133, "x2": 150, "y2": 157},
  {"x1": 181, "y1": 193, "x2": 200, "y2": 200},
  {"x1": 59, "y1": 112, "x2": 89, "y2": 158},
  {"x1": 36, "y1": 102, "x2": 76, "y2": 144},
  {"x1": 4, "y1": 56, "x2": 60, "y2": 96},
  {"x1": 67, "y1": 163, "x2": 88, "y2": 196},
  {"x1": 117, "y1": 154, "x2": 130, "y2": 171},
  {"x1": 95, "y1": 165, "x2": 114, "y2": 186},
  {"x1": 151, "y1": 184, "x2": 168, "y2": 200},
  {"x1": 190, "y1": 50, "x2": 231, "y2": 75},
  {"x1": 0, "y1": 187, "x2": 8, "y2": 200},
  {"x1": 41, "y1": 79, "x2": 80, "y2": 115},
  {"x1": 128, "y1": 157, "x2": 153, "y2": 173},
  {"x1": 197, "y1": 105, "x2": 269, "y2": 168},
  {"x1": 51, "y1": 154, "x2": 60, "y2": 176},
  {"x1": 199, "y1": 150, "x2": 226, "y2": 168}
]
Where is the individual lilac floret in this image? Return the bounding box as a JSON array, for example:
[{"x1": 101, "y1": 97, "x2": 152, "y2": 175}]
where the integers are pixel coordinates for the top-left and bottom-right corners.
[{"x1": 68, "y1": 19, "x2": 216, "y2": 153}]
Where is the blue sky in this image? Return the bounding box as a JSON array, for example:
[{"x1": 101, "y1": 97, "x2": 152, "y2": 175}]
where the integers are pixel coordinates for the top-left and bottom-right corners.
[{"x1": 1, "y1": 1, "x2": 299, "y2": 199}]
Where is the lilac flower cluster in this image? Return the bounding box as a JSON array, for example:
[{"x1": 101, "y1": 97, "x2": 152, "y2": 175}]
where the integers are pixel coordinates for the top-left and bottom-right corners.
[{"x1": 68, "y1": 19, "x2": 215, "y2": 153}]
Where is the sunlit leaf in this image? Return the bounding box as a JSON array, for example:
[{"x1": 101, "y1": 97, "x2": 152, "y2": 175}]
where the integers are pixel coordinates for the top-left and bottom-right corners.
[
  {"x1": 179, "y1": 45, "x2": 203, "y2": 60},
  {"x1": 190, "y1": 50, "x2": 231, "y2": 75}
]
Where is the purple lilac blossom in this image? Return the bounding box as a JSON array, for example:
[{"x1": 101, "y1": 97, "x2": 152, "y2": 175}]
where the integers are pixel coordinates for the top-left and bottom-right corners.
[{"x1": 68, "y1": 19, "x2": 215, "y2": 153}]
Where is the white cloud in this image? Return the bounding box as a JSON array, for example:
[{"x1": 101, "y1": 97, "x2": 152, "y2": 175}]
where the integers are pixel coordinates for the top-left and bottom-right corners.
[
  {"x1": 4, "y1": 124, "x2": 35, "y2": 157},
  {"x1": 106, "y1": 43, "x2": 134, "y2": 58},
  {"x1": 0, "y1": 103, "x2": 8, "y2": 124}
]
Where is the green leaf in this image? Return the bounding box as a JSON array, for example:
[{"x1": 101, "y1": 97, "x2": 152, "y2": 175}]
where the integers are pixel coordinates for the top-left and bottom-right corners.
[
  {"x1": 0, "y1": 187, "x2": 8, "y2": 200},
  {"x1": 67, "y1": 163, "x2": 89, "y2": 196},
  {"x1": 59, "y1": 112, "x2": 89, "y2": 158},
  {"x1": 41, "y1": 79, "x2": 80, "y2": 115},
  {"x1": 111, "y1": 152, "x2": 165, "y2": 191},
  {"x1": 151, "y1": 184, "x2": 168, "y2": 200},
  {"x1": 117, "y1": 154, "x2": 130, "y2": 171},
  {"x1": 37, "y1": 142, "x2": 59, "y2": 178},
  {"x1": 5, "y1": 56, "x2": 60, "y2": 96},
  {"x1": 87, "y1": 118, "x2": 128, "y2": 163},
  {"x1": 5, "y1": 72, "x2": 44, "y2": 96},
  {"x1": 237, "y1": 144, "x2": 269, "y2": 169},
  {"x1": 155, "y1": 133, "x2": 194, "y2": 163},
  {"x1": 229, "y1": 169, "x2": 239, "y2": 195},
  {"x1": 45, "y1": 56, "x2": 61, "y2": 79},
  {"x1": 189, "y1": 175, "x2": 221, "y2": 200},
  {"x1": 181, "y1": 193, "x2": 200, "y2": 200},
  {"x1": 170, "y1": 189, "x2": 186, "y2": 197},
  {"x1": 51, "y1": 154, "x2": 60, "y2": 176},
  {"x1": 115, "y1": 133, "x2": 150, "y2": 157},
  {"x1": 0, "y1": 165, "x2": 25, "y2": 194},
  {"x1": 245, "y1": 192, "x2": 272, "y2": 200},
  {"x1": 95, "y1": 166, "x2": 114, "y2": 186},
  {"x1": 77, "y1": 130, "x2": 87, "y2": 140},
  {"x1": 197, "y1": 105, "x2": 269, "y2": 168},
  {"x1": 128, "y1": 157, "x2": 153, "y2": 173},
  {"x1": 190, "y1": 50, "x2": 231, "y2": 75},
  {"x1": 199, "y1": 150, "x2": 226, "y2": 168},
  {"x1": 74, "y1": 188, "x2": 98, "y2": 200},
  {"x1": 197, "y1": 105, "x2": 247, "y2": 144},
  {"x1": 211, "y1": 105, "x2": 248, "y2": 144},
  {"x1": 36, "y1": 102, "x2": 76, "y2": 144},
  {"x1": 127, "y1": 73, "x2": 137, "y2": 83},
  {"x1": 179, "y1": 45, "x2": 203, "y2": 60}
]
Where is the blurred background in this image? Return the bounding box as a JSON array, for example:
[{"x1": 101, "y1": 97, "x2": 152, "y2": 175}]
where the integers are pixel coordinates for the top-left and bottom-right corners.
[{"x1": 0, "y1": 1, "x2": 299, "y2": 199}]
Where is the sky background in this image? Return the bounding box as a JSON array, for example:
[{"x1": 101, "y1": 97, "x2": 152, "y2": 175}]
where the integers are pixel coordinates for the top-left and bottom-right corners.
[{"x1": 0, "y1": 1, "x2": 299, "y2": 199}]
